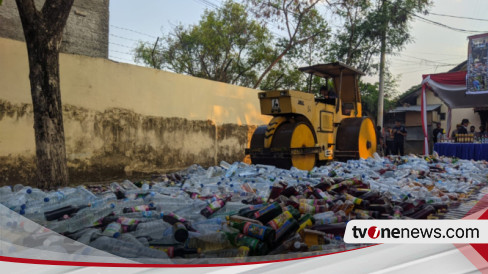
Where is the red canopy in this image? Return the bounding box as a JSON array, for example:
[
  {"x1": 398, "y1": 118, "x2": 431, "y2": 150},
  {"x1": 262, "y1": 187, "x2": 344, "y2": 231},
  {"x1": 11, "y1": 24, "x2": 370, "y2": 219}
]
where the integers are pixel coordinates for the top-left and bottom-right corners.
[{"x1": 422, "y1": 71, "x2": 467, "y2": 86}]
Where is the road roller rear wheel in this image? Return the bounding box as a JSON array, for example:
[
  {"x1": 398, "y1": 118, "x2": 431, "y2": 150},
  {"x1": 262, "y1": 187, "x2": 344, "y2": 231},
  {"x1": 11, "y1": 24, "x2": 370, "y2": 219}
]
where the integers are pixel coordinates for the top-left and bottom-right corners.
[
  {"x1": 249, "y1": 125, "x2": 273, "y2": 166},
  {"x1": 335, "y1": 117, "x2": 377, "y2": 160},
  {"x1": 271, "y1": 122, "x2": 317, "y2": 171}
]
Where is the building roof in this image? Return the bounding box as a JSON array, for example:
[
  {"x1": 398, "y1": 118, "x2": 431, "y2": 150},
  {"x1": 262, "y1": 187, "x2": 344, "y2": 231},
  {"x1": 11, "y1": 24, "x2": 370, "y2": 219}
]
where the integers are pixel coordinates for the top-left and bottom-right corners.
[
  {"x1": 298, "y1": 62, "x2": 365, "y2": 78},
  {"x1": 397, "y1": 60, "x2": 468, "y2": 105},
  {"x1": 388, "y1": 104, "x2": 442, "y2": 113}
]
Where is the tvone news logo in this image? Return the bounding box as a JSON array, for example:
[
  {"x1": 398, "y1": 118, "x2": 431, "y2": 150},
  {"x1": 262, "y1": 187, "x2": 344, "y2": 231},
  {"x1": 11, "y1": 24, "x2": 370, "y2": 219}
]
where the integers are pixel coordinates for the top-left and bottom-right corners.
[
  {"x1": 368, "y1": 226, "x2": 380, "y2": 239},
  {"x1": 352, "y1": 225, "x2": 382, "y2": 239}
]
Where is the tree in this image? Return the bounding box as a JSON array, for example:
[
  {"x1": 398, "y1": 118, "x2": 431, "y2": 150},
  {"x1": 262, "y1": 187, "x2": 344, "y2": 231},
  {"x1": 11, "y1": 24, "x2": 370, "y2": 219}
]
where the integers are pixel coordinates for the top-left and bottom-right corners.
[
  {"x1": 135, "y1": 1, "x2": 274, "y2": 88},
  {"x1": 328, "y1": 0, "x2": 431, "y2": 127},
  {"x1": 245, "y1": 0, "x2": 332, "y2": 88},
  {"x1": 15, "y1": 0, "x2": 74, "y2": 188},
  {"x1": 359, "y1": 74, "x2": 398, "y2": 119}
]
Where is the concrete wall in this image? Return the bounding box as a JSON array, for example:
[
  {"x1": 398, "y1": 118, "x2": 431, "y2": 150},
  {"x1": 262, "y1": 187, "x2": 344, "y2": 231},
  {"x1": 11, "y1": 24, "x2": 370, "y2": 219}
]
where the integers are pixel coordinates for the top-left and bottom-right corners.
[
  {"x1": 0, "y1": 38, "x2": 269, "y2": 185},
  {"x1": 0, "y1": 0, "x2": 109, "y2": 58}
]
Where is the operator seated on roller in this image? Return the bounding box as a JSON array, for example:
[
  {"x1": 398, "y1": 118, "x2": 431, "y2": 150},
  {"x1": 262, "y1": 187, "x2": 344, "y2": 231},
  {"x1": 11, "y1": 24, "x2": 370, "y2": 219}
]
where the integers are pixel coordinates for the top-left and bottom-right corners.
[{"x1": 318, "y1": 85, "x2": 337, "y2": 105}]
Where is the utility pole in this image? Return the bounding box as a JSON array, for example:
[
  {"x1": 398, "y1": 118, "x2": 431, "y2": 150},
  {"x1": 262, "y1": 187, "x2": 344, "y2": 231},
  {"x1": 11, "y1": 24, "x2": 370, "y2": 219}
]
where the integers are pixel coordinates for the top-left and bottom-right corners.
[
  {"x1": 377, "y1": 0, "x2": 387, "y2": 129},
  {"x1": 151, "y1": 37, "x2": 160, "y2": 69}
]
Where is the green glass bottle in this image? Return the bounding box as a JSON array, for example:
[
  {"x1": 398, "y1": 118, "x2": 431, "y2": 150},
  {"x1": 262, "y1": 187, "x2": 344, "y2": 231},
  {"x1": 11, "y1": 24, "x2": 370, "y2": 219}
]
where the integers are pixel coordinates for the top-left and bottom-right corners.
[
  {"x1": 226, "y1": 232, "x2": 269, "y2": 256},
  {"x1": 231, "y1": 221, "x2": 276, "y2": 246}
]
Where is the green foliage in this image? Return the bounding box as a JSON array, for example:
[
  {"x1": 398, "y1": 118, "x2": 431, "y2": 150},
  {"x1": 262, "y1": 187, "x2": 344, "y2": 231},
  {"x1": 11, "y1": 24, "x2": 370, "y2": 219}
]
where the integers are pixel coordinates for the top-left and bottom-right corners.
[
  {"x1": 242, "y1": 0, "x2": 331, "y2": 88},
  {"x1": 134, "y1": 1, "x2": 274, "y2": 87},
  {"x1": 360, "y1": 74, "x2": 398, "y2": 118},
  {"x1": 328, "y1": 0, "x2": 432, "y2": 75}
]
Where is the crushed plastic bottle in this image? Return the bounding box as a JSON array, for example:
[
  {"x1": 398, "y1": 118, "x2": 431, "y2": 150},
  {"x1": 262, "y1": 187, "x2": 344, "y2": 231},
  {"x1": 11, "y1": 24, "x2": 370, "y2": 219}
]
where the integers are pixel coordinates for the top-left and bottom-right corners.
[{"x1": 0, "y1": 154, "x2": 487, "y2": 261}]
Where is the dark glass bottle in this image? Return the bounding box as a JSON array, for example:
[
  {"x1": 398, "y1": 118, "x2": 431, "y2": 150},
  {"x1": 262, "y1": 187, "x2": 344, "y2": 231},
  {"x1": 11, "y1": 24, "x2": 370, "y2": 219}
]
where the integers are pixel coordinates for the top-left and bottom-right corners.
[
  {"x1": 408, "y1": 205, "x2": 436, "y2": 219},
  {"x1": 281, "y1": 186, "x2": 299, "y2": 197},
  {"x1": 163, "y1": 212, "x2": 196, "y2": 232},
  {"x1": 173, "y1": 222, "x2": 189, "y2": 242},
  {"x1": 267, "y1": 206, "x2": 299, "y2": 230},
  {"x1": 310, "y1": 222, "x2": 348, "y2": 236},
  {"x1": 200, "y1": 198, "x2": 226, "y2": 218},
  {"x1": 253, "y1": 202, "x2": 283, "y2": 224},
  {"x1": 275, "y1": 218, "x2": 299, "y2": 244},
  {"x1": 44, "y1": 205, "x2": 90, "y2": 221},
  {"x1": 367, "y1": 204, "x2": 393, "y2": 214},
  {"x1": 226, "y1": 232, "x2": 269, "y2": 256},
  {"x1": 231, "y1": 221, "x2": 276, "y2": 246},
  {"x1": 359, "y1": 190, "x2": 381, "y2": 201},
  {"x1": 238, "y1": 203, "x2": 267, "y2": 218}
]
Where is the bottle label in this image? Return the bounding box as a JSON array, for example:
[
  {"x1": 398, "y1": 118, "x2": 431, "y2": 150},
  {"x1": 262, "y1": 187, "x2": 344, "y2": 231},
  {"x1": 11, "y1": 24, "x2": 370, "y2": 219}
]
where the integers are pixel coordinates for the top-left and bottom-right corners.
[
  {"x1": 133, "y1": 205, "x2": 149, "y2": 212},
  {"x1": 346, "y1": 194, "x2": 362, "y2": 205},
  {"x1": 103, "y1": 223, "x2": 121, "y2": 236},
  {"x1": 236, "y1": 234, "x2": 258, "y2": 250},
  {"x1": 161, "y1": 246, "x2": 174, "y2": 258},
  {"x1": 243, "y1": 222, "x2": 266, "y2": 240},
  {"x1": 299, "y1": 203, "x2": 314, "y2": 214},
  {"x1": 297, "y1": 218, "x2": 313, "y2": 233},
  {"x1": 268, "y1": 211, "x2": 293, "y2": 230},
  {"x1": 275, "y1": 219, "x2": 294, "y2": 240},
  {"x1": 316, "y1": 189, "x2": 332, "y2": 201},
  {"x1": 169, "y1": 213, "x2": 186, "y2": 223},
  {"x1": 254, "y1": 203, "x2": 278, "y2": 219},
  {"x1": 117, "y1": 217, "x2": 138, "y2": 226},
  {"x1": 248, "y1": 204, "x2": 266, "y2": 211},
  {"x1": 207, "y1": 200, "x2": 223, "y2": 212}
]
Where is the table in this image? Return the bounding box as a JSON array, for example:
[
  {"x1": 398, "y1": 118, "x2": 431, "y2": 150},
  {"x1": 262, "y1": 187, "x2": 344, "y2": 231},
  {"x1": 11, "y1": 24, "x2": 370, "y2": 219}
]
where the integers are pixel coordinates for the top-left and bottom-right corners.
[{"x1": 434, "y1": 143, "x2": 488, "y2": 161}]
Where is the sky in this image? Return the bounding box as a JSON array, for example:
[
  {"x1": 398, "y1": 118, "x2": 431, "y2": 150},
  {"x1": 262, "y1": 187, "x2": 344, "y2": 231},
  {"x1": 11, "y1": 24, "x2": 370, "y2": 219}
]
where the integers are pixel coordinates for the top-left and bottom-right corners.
[{"x1": 108, "y1": 0, "x2": 488, "y2": 96}]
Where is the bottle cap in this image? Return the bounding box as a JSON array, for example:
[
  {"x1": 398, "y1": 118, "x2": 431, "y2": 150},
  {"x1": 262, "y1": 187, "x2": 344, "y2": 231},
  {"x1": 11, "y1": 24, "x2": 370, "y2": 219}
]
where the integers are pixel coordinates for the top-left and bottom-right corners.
[
  {"x1": 20, "y1": 204, "x2": 26, "y2": 210},
  {"x1": 44, "y1": 197, "x2": 50, "y2": 202},
  {"x1": 19, "y1": 209, "x2": 25, "y2": 215},
  {"x1": 113, "y1": 232, "x2": 120, "y2": 238},
  {"x1": 26, "y1": 188, "x2": 32, "y2": 194}
]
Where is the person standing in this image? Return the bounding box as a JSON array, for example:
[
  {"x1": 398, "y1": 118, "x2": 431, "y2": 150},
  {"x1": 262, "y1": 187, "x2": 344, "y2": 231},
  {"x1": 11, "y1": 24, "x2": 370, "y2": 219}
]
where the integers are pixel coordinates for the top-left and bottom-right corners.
[
  {"x1": 432, "y1": 122, "x2": 443, "y2": 143},
  {"x1": 376, "y1": 126, "x2": 384, "y2": 156},
  {"x1": 457, "y1": 119, "x2": 469, "y2": 134},
  {"x1": 392, "y1": 120, "x2": 407, "y2": 156},
  {"x1": 479, "y1": 125, "x2": 486, "y2": 137},
  {"x1": 384, "y1": 126, "x2": 395, "y2": 156}
]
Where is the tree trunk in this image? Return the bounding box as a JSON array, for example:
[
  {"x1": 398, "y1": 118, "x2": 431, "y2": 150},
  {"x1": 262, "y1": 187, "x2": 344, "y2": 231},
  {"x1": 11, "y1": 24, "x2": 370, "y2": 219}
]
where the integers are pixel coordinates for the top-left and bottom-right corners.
[
  {"x1": 253, "y1": 46, "x2": 291, "y2": 89},
  {"x1": 15, "y1": 0, "x2": 74, "y2": 189},
  {"x1": 27, "y1": 40, "x2": 69, "y2": 189},
  {"x1": 376, "y1": 0, "x2": 387, "y2": 129}
]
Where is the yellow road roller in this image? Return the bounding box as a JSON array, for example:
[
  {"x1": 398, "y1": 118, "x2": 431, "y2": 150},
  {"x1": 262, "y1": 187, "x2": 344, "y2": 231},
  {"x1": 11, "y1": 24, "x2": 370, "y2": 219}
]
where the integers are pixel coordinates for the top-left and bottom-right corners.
[{"x1": 245, "y1": 62, "x2": 377, "y2": 171}]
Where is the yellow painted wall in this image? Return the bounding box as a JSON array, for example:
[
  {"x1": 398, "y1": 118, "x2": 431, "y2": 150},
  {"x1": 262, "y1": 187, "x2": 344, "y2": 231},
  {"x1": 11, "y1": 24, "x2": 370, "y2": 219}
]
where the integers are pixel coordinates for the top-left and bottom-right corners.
[
  {"x1": 0, "y1": 37, "x2": 269, "y2": 126},
  {"x1": 0, "y1": 38, "x2": 270, "y2": 184}
]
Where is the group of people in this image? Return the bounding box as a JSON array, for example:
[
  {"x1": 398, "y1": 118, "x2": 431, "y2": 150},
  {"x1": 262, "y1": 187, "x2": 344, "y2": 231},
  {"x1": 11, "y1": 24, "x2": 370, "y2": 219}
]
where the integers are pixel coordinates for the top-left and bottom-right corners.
[
  {"x1": 376, "y1": 120, "x2": 407, "y2": 156},
  {"x1": 433, "y1": 119, "x2": 487, "y2": 143}
]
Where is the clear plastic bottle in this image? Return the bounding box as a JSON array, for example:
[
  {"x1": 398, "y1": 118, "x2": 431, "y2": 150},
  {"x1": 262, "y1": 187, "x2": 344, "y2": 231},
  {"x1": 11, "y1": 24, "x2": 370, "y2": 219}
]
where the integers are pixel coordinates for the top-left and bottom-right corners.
[
  {"x1": 48, "y1": 205, "x2": 114, "y2": 233},
  {"x1": 118, "y1": 233, "x2": 144, "y2": 247},
  {"x1": 120, "y1": 180, "x2": 138, "y2": 190},
  {"x1": 89, "y1": 236, "x2": 169, "y2": 259},
  {"x1": 76, "y1": 228, "x2": 102, "y2": 245},
  {"x1": 187, "y1": 231, "x2": 233, "y2": 252},
  {"x1": 133, "y1": 220, "x2": 172, "y2": 239}
]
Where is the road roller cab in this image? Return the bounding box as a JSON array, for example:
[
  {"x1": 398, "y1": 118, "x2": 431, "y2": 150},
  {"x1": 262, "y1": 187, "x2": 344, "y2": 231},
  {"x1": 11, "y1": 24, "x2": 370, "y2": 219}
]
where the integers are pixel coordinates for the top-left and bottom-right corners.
[{"x1": 246, "y1": 62, "x2": 377, "y2": 171}]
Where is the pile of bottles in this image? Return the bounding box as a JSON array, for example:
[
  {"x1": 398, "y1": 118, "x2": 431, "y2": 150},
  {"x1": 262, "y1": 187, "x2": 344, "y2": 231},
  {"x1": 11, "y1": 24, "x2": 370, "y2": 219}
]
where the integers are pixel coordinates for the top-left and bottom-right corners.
[{"x1": 0, "y1": 153, "x2": 487, "y2": 262}]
